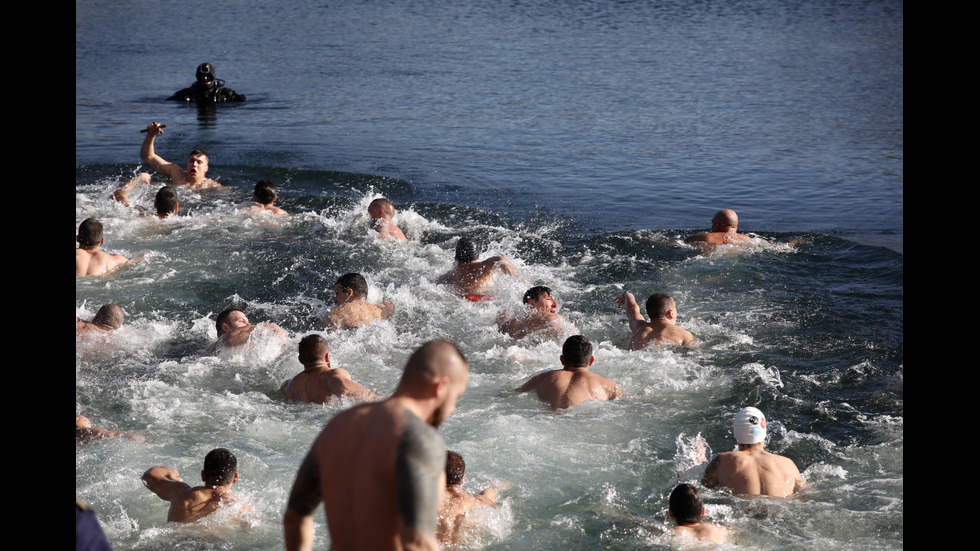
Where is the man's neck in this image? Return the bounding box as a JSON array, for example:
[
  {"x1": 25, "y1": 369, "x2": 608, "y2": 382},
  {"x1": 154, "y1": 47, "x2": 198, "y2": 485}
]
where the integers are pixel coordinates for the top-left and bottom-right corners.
[{"x1": 303, "y1": 361, "x2": 331, "y2": 373}]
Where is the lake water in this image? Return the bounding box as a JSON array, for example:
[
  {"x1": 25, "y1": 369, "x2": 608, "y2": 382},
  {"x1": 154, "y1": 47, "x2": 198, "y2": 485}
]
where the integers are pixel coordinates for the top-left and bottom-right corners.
[{"x1": 76, "y1": 1, "x2": 903, "y2": 549}]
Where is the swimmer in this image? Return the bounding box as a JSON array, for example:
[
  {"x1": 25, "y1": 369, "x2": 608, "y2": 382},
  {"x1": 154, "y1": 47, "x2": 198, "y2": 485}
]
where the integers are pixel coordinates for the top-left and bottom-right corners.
[
  {"x1": 516, "y1": 335, "x2": 622, "y2": 410},
  {"x1": 76, "y1": 414, "x2": 144, "y2": 443},
  {"x1": 76, "y1": 218, "x2": 130, "y2": 276},
  {"x1": 436, "y1": 236, "x2": 523, "y2": 301},
  {"x1": 684, "y1": 209, "x2": 757, "y2": 252},
  {"x1": 139, "y1": 122, "x2": 222, "y2": 190},
  {"x1": 237, "y1": 179, "x2": 288, "y2": 215},
  {"x1": 281, "y1": 334, "x2": 381, "y2": 404},
  {"x1": 497, "y1": 285, "x2": 569, "y2": 341},
  {"x1": 614, "y1": 292, "x2": 696, "y2": 349},
  {"x1": 437, "y1": 450, "x2": 507, "y2": 546},
  {"x1": 368, "y1": 197, "x2": 407, "y2": 241},
  {"x1": 142, "y1": 448, "x2": 252, "y2": 523},
  {"x1": 701, "y1": 407, "x2": 806, "y2": 498},
  {"x1": 76, "y1": 303, "x2": 125, "y2": 336},
  {"x1": 668, "y1": 484, "x2": 729, "y2": 544},
  {"x1": 324, "y1": 273, "x2": 395, "y2": 330},
  {"x1": 206, "y1": 308, "x2": 288, "y2": 355},
  {"x1": 112, "y1": 174, "x2": 180, "y2": 218},
  {"x1": 283, "y1": 340, "x2": 469, "y2": 551}
]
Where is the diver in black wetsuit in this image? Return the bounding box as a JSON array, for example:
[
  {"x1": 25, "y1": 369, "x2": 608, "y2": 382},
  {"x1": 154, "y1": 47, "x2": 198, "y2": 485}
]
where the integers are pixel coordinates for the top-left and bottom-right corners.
[{"x1": 168, "y1": 63, "x2": 246, "y2": 103}]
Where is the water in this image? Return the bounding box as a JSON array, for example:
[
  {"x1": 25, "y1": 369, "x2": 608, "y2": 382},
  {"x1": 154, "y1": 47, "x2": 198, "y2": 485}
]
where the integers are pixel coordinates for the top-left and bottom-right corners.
[{"x1": 76, "y1": 1, "x2": 903, "y2": 549}]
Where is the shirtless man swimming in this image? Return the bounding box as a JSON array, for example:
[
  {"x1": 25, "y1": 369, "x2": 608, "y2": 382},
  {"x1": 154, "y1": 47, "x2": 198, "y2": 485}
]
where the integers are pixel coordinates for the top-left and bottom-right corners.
[
  {"x1": 142, "y1": 448, "x2": 252, "y2": 523},
  {"x1": 76, "y1": 218, "x2": 130, "y2": 276},
  {"x1": 369, "y1": 197, "x2": 408, "y2": 241},
  {"x1": 436, "y1": 237, "x2": 523, "y2": 301},
  {"x1": 668, "y1": 483, "x2": 729, "y2": 543},
  {"x1": 324, "y1": 273, "x2": 395, "y2": 330},
  {"x1": 283, "y1": 340, "x2": 469, "y2": 551},
  {"x1": 701, "y1": 407, "x2": 805, "y2": 498},
  {"x1": 437, "y1": 450, "x2": 506, "y2": 546},
  {"x1": 516, "y1": 335, "x2": 622, "y2": 410},
  {"x1": 112, "y1": 174, "x2": 180, "y2": 218},
  {"x1": 206, "y1": 308, "x2": 288, "y2": 355},
  {"x1": 138, "y1": 122, "x2": 222, "y2": 190},
  {"x1": 281, "y1": 334, "x2": 380, "y2": 403},
  {"x1": 614, "y1": 292, "x2": 696, "y2": 349},
  {"x1": 685, "y1": 209, "x2": 755, "y2": 252},
  {"x1": 76, "y1": 414, "x2": 144, "y2": 443},
  {"x1": 497, "y1": 285, "x2": 569, "y2": 341},
  {"x1": 237, "y1": 179, "x2": 288, "y2": 215},
  {"x1": 76, "y1": 303, "x2": 125, "y2": 336}
]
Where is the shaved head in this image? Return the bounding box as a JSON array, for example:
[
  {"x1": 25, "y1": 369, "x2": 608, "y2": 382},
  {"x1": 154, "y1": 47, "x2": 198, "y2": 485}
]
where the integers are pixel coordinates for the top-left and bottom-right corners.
[
  {"x1": 93, "y1": 303, "x2": 125, "y2": 329},
  {"x1": 711, "y1": 209, "x2": 739, "y2": 232}
]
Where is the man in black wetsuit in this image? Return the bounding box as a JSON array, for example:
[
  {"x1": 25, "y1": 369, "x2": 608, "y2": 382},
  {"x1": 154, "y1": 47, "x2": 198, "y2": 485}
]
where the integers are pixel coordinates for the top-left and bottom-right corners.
[{"x1": 168, "y1": 63, "x2": 246, "y2": 103}]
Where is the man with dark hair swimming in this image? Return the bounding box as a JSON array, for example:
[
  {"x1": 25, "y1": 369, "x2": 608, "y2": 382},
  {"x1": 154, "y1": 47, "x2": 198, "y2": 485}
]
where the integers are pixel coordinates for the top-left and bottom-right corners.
[
  {"x1": 76, "y1": 218, "x2": 131, "y2": 276},
  {"x1": 436, "y1": 237, "x2": 523, "y2": 301},
  {"x1": 284, "y1": 340, "x2": 469, "y2": 551},
  {"x1": 206, "y1": 308, "x2": 288, "y2": 355},
  {"x1": 668, "y1": 483, "x2": 728, "y2": 543},
  {"x1": 142, "y1": 448, "x2": 252, "y2": 523},
  {"x1": 112, "y1": 173, "x2": 180, "y2": 218},
  {"x1": 237, "y1": 179, "x2": 288, "y2": 215},
  {"x1": 497, "y1": 285, "x2": 571, "y2": 341},
  {"x1": 614, "y1": 292, "x2": 696, "y2": 349},
  {"x1": 516, "y1": 335, "x2": 622, "y2": 410},
  {"x1": 138, "y1": 122, "x2": 222, "y2": 190},
  {"x1": 437, "y1": 450, "x2": 506, "y2": 546},
  {"x1": 324, "y1": 273, "x2": 396, "y2": 330},
  {"x1": 281, "y1": 334, "x2": 380, "y2": 403}
]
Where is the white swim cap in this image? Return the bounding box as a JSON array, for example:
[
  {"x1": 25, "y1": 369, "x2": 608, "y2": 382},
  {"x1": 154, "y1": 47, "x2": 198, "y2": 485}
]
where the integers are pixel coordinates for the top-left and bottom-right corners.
[{"x1": 733, "y1": 407, "x2": 767, "y2": 445}]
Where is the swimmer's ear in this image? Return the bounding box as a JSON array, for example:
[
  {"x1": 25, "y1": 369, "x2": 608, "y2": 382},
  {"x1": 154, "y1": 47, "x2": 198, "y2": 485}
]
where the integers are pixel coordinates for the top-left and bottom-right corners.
[
  {"x1": 432, "y1": 375, "x2": 450, "y2": 398},
  {"x1": 588, "y1": 356, "x2": 595, "y2": 367},
  {"x1": 668, "y1": 508, "x2": 675, "y2": 519}
]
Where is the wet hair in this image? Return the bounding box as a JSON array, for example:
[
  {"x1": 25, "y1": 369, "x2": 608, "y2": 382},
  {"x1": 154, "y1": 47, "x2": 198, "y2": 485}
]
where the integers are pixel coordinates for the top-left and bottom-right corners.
[
  {"x1": 669, "y1": 483, "x2": 704, "y2": 525},
  {"x1": 645, "y1": 293, "x2": 675, "y2": 319},
  {"x1": 455, "y1": 237, "x2": 479, "y2": 263},
  {"x1": 187, "y1": 148, "x2": 209, "y2": 162},
  {"x1": 253, "y1": 179, "x2": 277, "y2": 205},
  {"x1": 561, "y1": 335, "x2": 592, "y2": 367},
  {"x1": 155, "y1": 186, "x2": 179, "y2": 215},
  {"x1": 77, "y1": 218, "x2": 103, "y2": 248},
  {"x1": 215, "y1": 308, "x2": 244, "y2": 332},
  {"x1": 336, "y1": 273, "x2": 368, "y2": 298},
  {"x1": 93, "y1": 303, "x2": 125, "y2": 329},
  {"x1": 202, "y1": 448, "x2": 237, "y2": 487},
  {"x1": 446, "y1": 450, "x2": 466, "y2": 486},
  {"x1": 522, "y1": 286, "x2": 553, "y2": 304},
  {"x1": 298, "y1": 334, "x2": 329, "y2": 365}
]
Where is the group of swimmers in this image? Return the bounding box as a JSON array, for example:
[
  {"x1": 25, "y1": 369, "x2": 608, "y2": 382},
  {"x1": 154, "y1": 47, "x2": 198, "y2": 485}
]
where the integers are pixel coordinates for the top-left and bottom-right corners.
[{"x1": 77, "y1": 122, "x2": 805, "y2": 548}]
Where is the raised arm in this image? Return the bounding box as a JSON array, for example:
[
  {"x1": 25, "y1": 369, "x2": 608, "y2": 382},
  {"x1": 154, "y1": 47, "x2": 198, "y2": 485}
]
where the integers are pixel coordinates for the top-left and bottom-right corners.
[
  {"x1": 140, "y1": 123, "x2": 182, "y2": 180},
  {"x1": 396, "y1": 411, "x2": 446, "y2": 551},
  {"x1": 141, "y1": 466, "x2": 191, "y2": 502},
  {"x1": 284, "y1": 451, "x2": 323, "y2": 551},
  {"x1": 615, "y1": 292, "x2": 647, "y2": 333}
]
